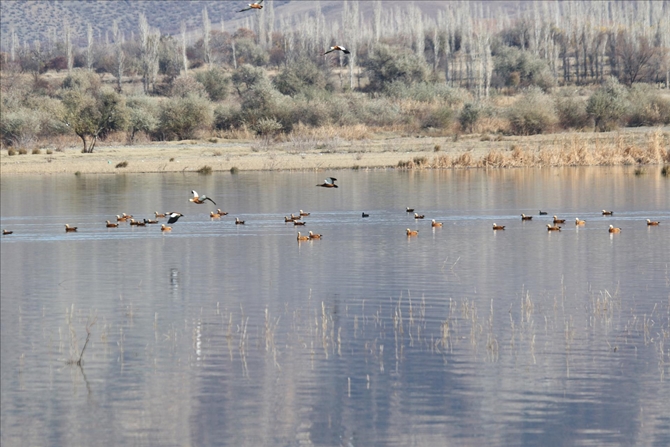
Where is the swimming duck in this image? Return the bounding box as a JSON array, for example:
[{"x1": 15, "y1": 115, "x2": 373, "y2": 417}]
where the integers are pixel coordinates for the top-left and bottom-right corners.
[
  {"x1": 297, "y1": 232, "x2": 310, "y2": 241},
  {"x1": 161, "y1": 224, "x2": 172, "y2": 232},
  {"x1": 65, "y1": 224, "x2": 77, "y2": 232},
  {"x1": 3, "y1": 229, "x2": 13, "y2": 235},
  {"x1": 553, "y1": 216, "x2": 566, "y2": 224},
  {"x1": 539, "y1": 210, "x2": 548, "y2": 215},
  {"x1": 492, "y1": 223, "x2": 505, "y2": 230},
  {"x1": 130, "y1": 219, "x2": 146, "y2": 227},
  {"x1": 284, "y1": 216, "x2": 296, "y2": 222},
  {"x1": 362, "y1": 212, "x2": 369, "y2": 218},
  {"x1": 144, "y1": 218, "x2": 158, "y2": 224},
  {"x1": 602, "y1": 210, "x2": 613, "y2": 216},
  {"x1": 155, "y1": 211, "x2": 167, "y2": 218},
  {"x1": 608, "y1": 225, "x2": 621, "y2": 233},
  {"x1": 575, "y1": 218, "x2": 585, "y2": 225},
  {"x1": 106, "y1": 221, "x2": 119, "y2": 228},
  {"x1": 190, "y1": 190, "x2": 216, "y2": 205},
  {"x1": 210, "y1": 211, "x2": 222, "y2": 218},
  {"x1": 414, "y1": 213, "x2": 425, "y2": 219},
  {"x1": 406, "y1": 228, "x2": 419, "y2": 236},
  {"x1": 299, "y1": 210, "x2": 310, "y2": 216},
  {"x1": 116, "y1": 215, "x2": 127, "y2": 222},
  {"x1": 521, "y1": 214, "x2": 533, "y2": 221},
  {"x1": 431, "y1": 219, "x2": 443, "y2": 227},
  {"x1": 293, "y1": 221, "x2": 306, "y2": 226},
  {"x1": 646, "y1": 219, "x2": 660, "y2": 226},
  {"x1": 216, "y1": 209, "x2": 229, "y2": 216},
  {"x1": 316, "y1": 177, "x2": 338, "y2": 188},
  {"x1": 406, "y1": 207, "x2": 414, "y2": 213},
  {"x1": 239, "y1": 0, "x2": 263, "y2": 12},
  {"x1": 235, "y1": 218, "x2": 245, "y2": 225},
  {"x1": 547, "y1": 224, "x2": 561, "y2": 231},
  {"x1": 309, "y1": 231, "x2": 322, "y2": 239},
  {"x1": 325, "y1": 45, "x2": 350, "y2": 55}
]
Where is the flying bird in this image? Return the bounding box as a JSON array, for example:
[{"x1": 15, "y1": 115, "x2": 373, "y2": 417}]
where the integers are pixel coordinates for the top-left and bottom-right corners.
[
  {"x1": 316, "y1": 177, "x2": 338, "y2": 188},
  {"x1": 239, "y1": 0, "x2": 263, "y2": 12},
  {"x1": 190, "y1": 190, "x2": 216, "y2": 205},
  {"x1": 325, "y1": 45, "x2": 350, "y2": 55},
  {"x1": 167, "y1": 212, "x2": 184, "y2": 224}
]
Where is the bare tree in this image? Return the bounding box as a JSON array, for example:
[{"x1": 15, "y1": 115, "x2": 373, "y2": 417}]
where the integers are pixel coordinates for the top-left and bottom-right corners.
[
  {"x1": 202, "y1": 7, "x2": 211, "y2": 65},
  {"x1": 181, "y1": 22, "x2": 188, "y2": 73},
  {"x1": 86, "y1": 23, "x2": 94, "y2": 71},
  {"x1": 64, "y1": 20, "x2": 73, "y2": 72}
]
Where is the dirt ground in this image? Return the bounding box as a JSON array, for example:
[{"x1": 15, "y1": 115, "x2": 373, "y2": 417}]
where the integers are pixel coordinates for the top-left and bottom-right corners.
[{"x1": 1, "y1": 127, "x2": 668, "y2": 175}]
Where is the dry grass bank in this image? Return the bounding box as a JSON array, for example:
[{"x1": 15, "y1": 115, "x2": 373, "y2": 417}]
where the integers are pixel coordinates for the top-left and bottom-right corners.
[{"x1": 1, "y1": 126, "x2": 668, "y2": 175}]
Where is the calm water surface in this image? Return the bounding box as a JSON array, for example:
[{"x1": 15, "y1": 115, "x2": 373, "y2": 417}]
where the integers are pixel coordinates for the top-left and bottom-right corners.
[{"x1": 1, "y1": 167, "x2": 669, "y2": 446}]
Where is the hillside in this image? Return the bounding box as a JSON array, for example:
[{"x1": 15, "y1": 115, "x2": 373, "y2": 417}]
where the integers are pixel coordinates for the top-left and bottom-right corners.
[{"x1": 1, "y1": 0, "x2": 523, "y2": 50}]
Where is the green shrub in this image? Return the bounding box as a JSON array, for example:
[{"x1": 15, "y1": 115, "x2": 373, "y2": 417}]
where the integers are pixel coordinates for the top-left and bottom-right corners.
[
  {"x1": 586, "y1": 77, "x2": 629, "y2": 132},
  {"x1": 626, "y1": 84, "x2": 670, "y2": 127},
  {"x1": 195, "y1": 68, "x2": 230, "y2": 102},
  {"x1": 507, "y1": 87, "x2": 557, "y2": 135},
  {"x1": 169, "y1": 75, "x2": 207, "y2": 98},
  {"x1": 492, "y1": 47, "x2": 556, "y2": 91},
  {"x1": 422, "y1": 106, "x2": 454, "y2": 129},
  {"x1": 158, "y1": 95, "x2": 212, "y2": 140},
  {"x1": 126, "y1": 96, "x2": 159, "y2": 144},
  {"x1": 252, "y1": 117, "x2": 283, "y2": 138},
  {"x1": 459, "y1": 102, "x2": 481, "y2": 133},
  {"x1": 115, "y1": 161, "x2": 128, "y2": 168},
  {"x1": 273, "y1": 58, "x2": 327, "y2": 97},
  {"x1": 555, "y1": 92, "x2": 589, "y2": 130},
  {"x1": 363, "y1": 44, "x2": 429, "y2": 93}
]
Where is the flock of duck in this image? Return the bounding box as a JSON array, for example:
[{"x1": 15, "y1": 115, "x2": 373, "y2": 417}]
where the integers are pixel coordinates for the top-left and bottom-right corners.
[{"x1": 0, "y1": 180, "x2": 662, "y2": 239}]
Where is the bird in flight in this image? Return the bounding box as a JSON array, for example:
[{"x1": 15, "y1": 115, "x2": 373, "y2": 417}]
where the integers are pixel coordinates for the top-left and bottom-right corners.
[
  {"x1": 316, "y1": 177, "x2": 338, "y2": 188},
  {"x1": 239, "y1": 0, "x2": 263, "y2": 12},
  {"x1": 190, "y1": 190, "x2": 216, "y2": 205},
  {"x1": 325, "y1": 45, "x2": 350, "y2": 55},
  {"x1": 167, "y1": 212, "x2": 184, "y2": 224}
]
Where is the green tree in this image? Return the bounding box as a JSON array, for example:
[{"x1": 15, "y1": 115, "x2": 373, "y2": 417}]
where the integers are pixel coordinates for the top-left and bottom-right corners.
[
  {"x1": 492, "y1": 46, "x2": 555, "y2": 91},
  {"x1": 126, "y1": 97, "x2": 158, "y2": 145},
  {"x1": 157, "y1": 95, "x2": 212, "y2": 140},
  {"x1": 273, "y1": 58, "x2": 327, "y2": 97},
  {"x1": 363, "y1": 44, "x2": 428, "y2": 92},
  {"x1": 195, "y1": 68, "x2": 230, "y2": 101},
  {"x1": 61, "y1": 87, "x2": 129, "y2": 153},
  {"x1": 586, "y1": 77, "x2": 629, "y2": 132}
]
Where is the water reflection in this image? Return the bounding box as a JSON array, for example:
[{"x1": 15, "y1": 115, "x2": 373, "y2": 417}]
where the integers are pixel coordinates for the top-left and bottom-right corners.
[{"x1": 1, "y1": 168, "x2": 669, "y2": 446}]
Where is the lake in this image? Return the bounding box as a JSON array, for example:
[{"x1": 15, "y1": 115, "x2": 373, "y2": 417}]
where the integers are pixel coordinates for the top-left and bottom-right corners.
[{"x1": 1, "y1": 167, "x2": 669, "y2": 446}]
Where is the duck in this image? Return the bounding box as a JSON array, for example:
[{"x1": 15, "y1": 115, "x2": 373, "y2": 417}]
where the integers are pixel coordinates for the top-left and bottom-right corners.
[
  {"x1": 608, "y1": 225, "x2": 621, "y2": 233},
  {"x1": 431, "y1": 219, "x2": 443, "y2": 227},
  {"x1": 406, "y1": 207, "x2": 414, "y2": 213},
  {"x1": 553, "y1": 215, "x2": 566, "y2": 224},
  {"x1": 646, "y1": 219, "x2": 660, "y2": 226},
  {"x1": 239, "y1": 0, "x2": 263, "y2": 12},
  {"x1": 539, "y1": 210, "x2": 548, "y2": 215},
  {"x1": 216, "y1": 209, "x2": 229, "y2": 216},
  {"x1": 492, "y1": 223, "x2": 505, "y2": 230},
  {"x1": 106, "y1": 221, "x2": 119, "y2": 228},
  {"x1": 521, "y1": 214, "x2": 533, "y2": 221},
  {"x1": 167, "y1": 212, "x2": 184, "y2": 224},
  {"x1": 130, "y1": 219, "x2": 146, "y2": 227},
  {"x1": 144, "y1": 218, "x2": 158, "y2": 224},
  {"x1": 414, "y1": 213, "x2": 425, "y2": 219},
  {"x1": 299, "y1": 210, "x2": 310, "y2": 217},
  {"x1": 362, "y1": 212, "x2": 369, "y2": 218},
  {"x1": 65, "y1": 224, "x2": 77, "y2": 232},
  {"x1": 122, "y1": 213, "x2": 133, "y2": 220},
  {"x1": 575, "y1": 218, "x2": 586, "y2": 225},
  {"x1": 3, "y1": 229, "x2": 13, "y2": 235},
  {"x1": 316, "y1": 177, "x2": 338, "y2": 188},
  {"x1": 210, "y1": 211, "x2": 222, "y2": 218},
  {"x1": 293, "y1": 221, "x2": 306, "y2": 226},
  {"x1": 116, "y1": 214, "x2": 127, "y2": 222},
  {"x1": 284, "y1": 216, "x2": 296, "y2": 222},
  {"x1": 161, "y1": 224, "x2": 172, "y2": 232},
  {"x1": 235, "y1": 218, "x2": 245, "y2": 225},
  {"x1": 190, "y1": 190, "x2": 216, "y2": 205},
  {"x1": 325, "y1": 45, "x2": 350, "y2": 55},
  {"x1": 297, "y1": 232, "x2": 310, "y2": 241},
  {"x1": 406, "y1": 228, "x2": 419, "y2": 236},
  {"x1": 290, "y1": 214, "x2": 301, "y2": 221},
  {"x1": 547, "y1": 224, "x2": 562, "y2": 231},
  {"x1": 308, "y1": 231, "x2": 322, "y2": 239},
  {"x1": 155, "y1": 211, "x2": 167, "y2": 218},
  {"x1": 602, "y1": 210, "x2": 613, "y2": 216}
]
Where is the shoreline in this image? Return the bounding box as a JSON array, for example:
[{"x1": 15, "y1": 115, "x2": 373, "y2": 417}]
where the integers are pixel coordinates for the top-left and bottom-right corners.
[{"x1": 1, "y1": 127, "x2": 668, "y2": 175}]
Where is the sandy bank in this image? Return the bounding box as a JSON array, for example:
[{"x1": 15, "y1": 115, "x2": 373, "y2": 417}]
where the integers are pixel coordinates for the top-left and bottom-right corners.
[{"x1": 1, "y1": 127, "x2": 668, "y2": 175}]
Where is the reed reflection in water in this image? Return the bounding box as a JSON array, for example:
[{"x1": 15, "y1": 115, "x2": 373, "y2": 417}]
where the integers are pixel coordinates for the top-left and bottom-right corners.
[{"x1": 1, "y1": 167, "x2": 669, "y2": 446}]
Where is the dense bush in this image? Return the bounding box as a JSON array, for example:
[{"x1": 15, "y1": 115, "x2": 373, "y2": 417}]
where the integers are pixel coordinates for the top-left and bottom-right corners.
[
  {"x1": 507, "y1": 87, "x2": 557, "y2": 135},
  {"x1": 363, "y1": 44, "x2": 429, "y2": 93},
  {"x1": 169, "y1": 75, "x2": 208, "y2": 98},
  {"x1": 554, "y1": 91, "x2": 590, "y2": 130},
  {"x1": 231, "y1": 64, "x2": 267, "y2": 96},
  {"x1": 126, "y1": 97, "x2": 159, "y2": 144},
  {"x1": 626, "y1": 84, "x2": 670, "y2": 127},
  {"x1": 273, "y1": 58, "x2": 328, "y2": 97},
  {"x1": 157, "y1": 95, "x2": 212, "y2": 140},
  {"x1": 492, "y1": 47, "x2": 555, "y2": 91},
  {"x1": 195, "y1": 68, "x2": 230, "y2": 102},
  {"x1": 586, "y1": 77, "x2": 629, "y2": 131},
  {"x1": 459, "y1": 102, "x2": 481, "y2": 133}
]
